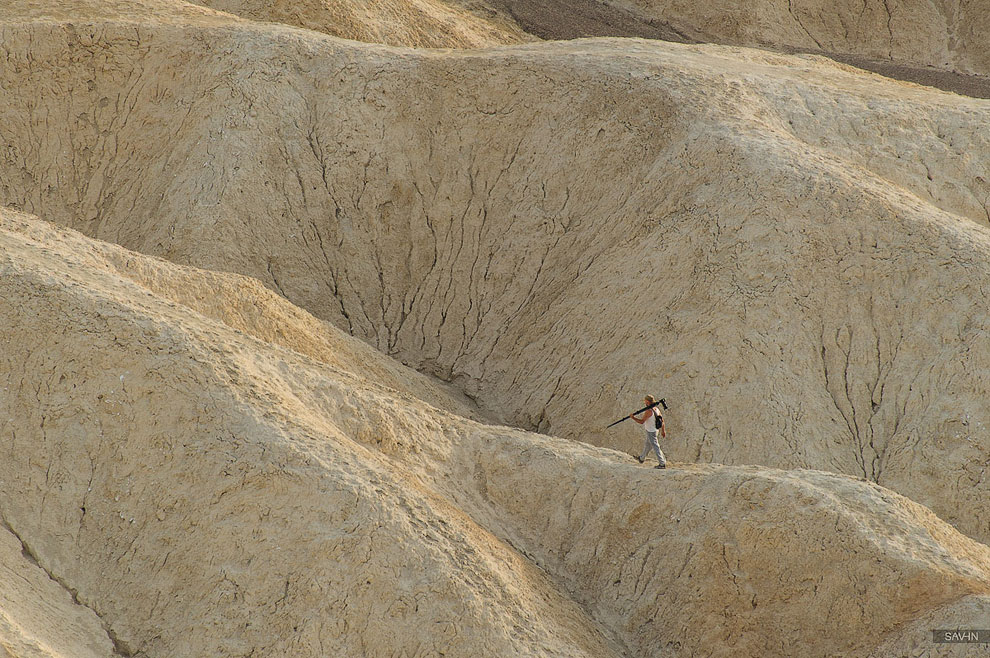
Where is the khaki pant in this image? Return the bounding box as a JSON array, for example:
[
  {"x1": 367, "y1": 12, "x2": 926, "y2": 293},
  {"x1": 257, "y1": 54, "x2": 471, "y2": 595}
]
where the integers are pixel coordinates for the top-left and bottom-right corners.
[{"x1": 640, "y1": 430, "x2": 667, "y2": 466}]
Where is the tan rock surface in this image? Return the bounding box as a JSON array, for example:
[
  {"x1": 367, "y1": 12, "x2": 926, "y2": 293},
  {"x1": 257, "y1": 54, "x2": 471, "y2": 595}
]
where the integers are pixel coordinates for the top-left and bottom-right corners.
[
  {"x1": 0, "y1": 523, "x2": 114, "y2": 658},
  {"x1": 0, "y1": 210, "x2": 622, "y2": 658},
  {"x1": 868, "y1": 594, "x2": 990, "y2": 657},
  {"x1": 189, "y1": 0, "x2": 532, "y2": 47},
  {"x1": 598, "y1": 0, "x2": 990, "y2": 76},
  {"x1": 81, "y1": 222, "x2": 484, "y2": 419},
  {"x1": 4, "y1": 3, "x2": 990, "y2": 653},
  {"x1": 3, "y1": 208, "x2": 990, "y2": 657},
  {"x1": 2, "y1": 3, "x2": 989, "y2": 545}
]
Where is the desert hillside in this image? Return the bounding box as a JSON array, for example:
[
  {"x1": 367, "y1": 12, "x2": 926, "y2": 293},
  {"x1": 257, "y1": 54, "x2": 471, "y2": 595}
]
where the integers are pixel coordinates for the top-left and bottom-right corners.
[
  {"x1": 3, "y1": 1, "x2": 990, "y2": 544},
  {"x1": 2, "y1": 0, "x2": 990, "y2": 655},
  {"x1": 3, "y1": 209, "x2": 990, "y2": 657},
  {"x1": 189, "y1": 0, "x2": 532, "y2": 47},
  {"x1": 595, "y1": 0, "x2": 990, "y2": 76}
]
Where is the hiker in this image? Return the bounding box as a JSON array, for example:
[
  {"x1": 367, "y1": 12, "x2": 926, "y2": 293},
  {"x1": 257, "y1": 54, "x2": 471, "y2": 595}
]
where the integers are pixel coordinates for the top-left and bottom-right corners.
[{"x1": 631, "y1": 395, "x2": 666, "y2": 469}]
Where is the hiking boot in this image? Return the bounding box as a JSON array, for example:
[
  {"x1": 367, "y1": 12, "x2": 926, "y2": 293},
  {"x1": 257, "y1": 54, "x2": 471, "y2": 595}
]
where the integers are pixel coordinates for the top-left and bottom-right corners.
[
  {"x1": 655, "y1": 463, "x2": 666, "y2": 469},
  {"x1": 636, "y1": 455, "x2": 644, "y2": 464}
]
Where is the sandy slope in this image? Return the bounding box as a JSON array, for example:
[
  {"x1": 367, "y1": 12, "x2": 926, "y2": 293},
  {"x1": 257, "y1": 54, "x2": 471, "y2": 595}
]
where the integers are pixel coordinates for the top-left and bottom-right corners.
[
  {"x1": 7, "y1": 0, "x2": 529, "y2": 47},
  {"x1": 3, "y1": 208, "x2": 990, "y2": 657},
  {"x1": 189, "y1": 0, "x2": 532, "y2": 47},
  {"x1": 0, "y1": 524, "x2": 113, "y2": 658},
  {"x1": 2, "y1": 2, "x2": 989, "y2": 546},
  {"x1": 0, "y1": 209, "x2": 621, "y2": 657},
  {"x1": 597, "y1": 0, "x2": 990, "y2": 76}
]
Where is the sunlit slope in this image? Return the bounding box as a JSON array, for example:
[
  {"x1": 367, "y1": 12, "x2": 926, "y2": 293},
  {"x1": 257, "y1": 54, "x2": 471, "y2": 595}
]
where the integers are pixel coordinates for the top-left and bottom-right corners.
[
  {"x1": 5, "y1": 0, "x2": 529, "y2": 47},
  {"x1": 189, "y1": 0, "x2": 532, "y2": 47},
  {"x1": 0, "y1": 524, "x2": 114, "y2": 658},
  {"x1": 3, "y1": 209, "x2": 990, "y2": 656},
  {"x1": 70, "y1": 218, "x2": 482, "y2": 419},
  {"x1": 1, "y1": 3, "x2": 989, "y2": 546},
  {"x1": 0, "y1": 210, "x2": 623, "y2": 658}
]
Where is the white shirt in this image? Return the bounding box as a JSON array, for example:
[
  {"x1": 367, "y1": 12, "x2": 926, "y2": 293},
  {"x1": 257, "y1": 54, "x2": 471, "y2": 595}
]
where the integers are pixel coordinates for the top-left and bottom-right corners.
[{"x1": 646, "y1": 408, "x2": 661, "y2": 432}]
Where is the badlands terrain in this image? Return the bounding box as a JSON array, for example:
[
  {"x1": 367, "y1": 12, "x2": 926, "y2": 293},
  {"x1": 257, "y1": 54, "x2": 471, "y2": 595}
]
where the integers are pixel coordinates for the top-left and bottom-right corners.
[{"x1": 2, "y1": 0, "x2": 990, "y2": 656}]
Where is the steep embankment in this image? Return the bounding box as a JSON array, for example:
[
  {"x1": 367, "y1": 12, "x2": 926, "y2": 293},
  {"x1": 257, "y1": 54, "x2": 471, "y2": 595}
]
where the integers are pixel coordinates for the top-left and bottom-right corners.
[
  {"x1": 0, "y1": 210, "x2": 621, "y2": 658},
  {"x1": 5, "y1": 0, "x2": 529, "y2": 47},
  {"x1": 2, "y1": 4, "x2": 989, "y2": 544},
  {"x1": 189, "y1": 0, "x2": 532, "y2": 47},
  {"x1": 594, "y1": 0, "x2": 990, "y2": 76},
  {"x1": 3, "y1": 209, "x2": 990, "y2": 657},
  {"x1": 0, "y1": 522, "x2": 113, "y2": 658}
]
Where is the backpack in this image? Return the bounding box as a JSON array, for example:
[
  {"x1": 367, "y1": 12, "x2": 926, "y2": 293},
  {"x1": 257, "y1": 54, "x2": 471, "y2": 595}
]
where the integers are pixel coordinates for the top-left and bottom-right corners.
[
  {"x1": 653, "y1": 398, "x2": 667, "y2": 431},
  {"x1": 652, "y1": 408, "x2": 663, "y2": 432}
]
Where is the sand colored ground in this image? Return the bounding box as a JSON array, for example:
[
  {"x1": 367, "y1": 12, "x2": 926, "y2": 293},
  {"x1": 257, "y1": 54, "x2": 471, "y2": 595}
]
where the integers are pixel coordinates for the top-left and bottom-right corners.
[
  {"x1": 596, "y1": 0, "x2": 990, "y2": 76},
  {"x1": 3, "y1": 209, "x2": 990, "y2": 657},
  {"x1": 189, "y1": 0, "x2": 532, "y2": 47},
  {"x1": 4, "y1": 2, "x2": 990, "y2": 655},
  {"x1": 2, "y1": 2, "x2": 989, "y2": 546},
  {"x1": 0, "y1": 523, "x2": 113, "y2": 658},
  {"x1": 7, "y1": 0, "x2": 529, "y2": 47}
]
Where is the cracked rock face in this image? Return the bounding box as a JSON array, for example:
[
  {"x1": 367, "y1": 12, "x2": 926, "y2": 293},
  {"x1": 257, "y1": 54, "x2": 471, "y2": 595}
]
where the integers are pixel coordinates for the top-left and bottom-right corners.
[
  {"x1": 597, "y1": 0, "x2": 990, "y2": 76},
  {"x1": 3, "y1": 2, "x2": 990, "y2": 655},
  {"x1": 188, "y1": 0, "x2": 533, "y2": 47},
  {"x1": 2, "y1": 3, "x2": 989, "y2": 546},
  {"x1": 0, "y1": 520, "x2": 114, "y2": 658},
  {"x1": 2, "y1": 209, "x2": 990, "y2": 657}
]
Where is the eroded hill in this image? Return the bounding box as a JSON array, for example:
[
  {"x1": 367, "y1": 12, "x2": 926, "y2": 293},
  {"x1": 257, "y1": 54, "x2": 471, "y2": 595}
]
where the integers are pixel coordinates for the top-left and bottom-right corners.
[
  {"x1": 594, "y1": 0, "x2": 990, "y2": 76},
  {"x1": 189, "y1": 0, "x2": 532, "y2": 47},
  {"x1": 2, "y1": 2, "x2": 989, "y2": 546},
  {"x1": 3, "y1": 209, "x2": 990, "y2": 657}
]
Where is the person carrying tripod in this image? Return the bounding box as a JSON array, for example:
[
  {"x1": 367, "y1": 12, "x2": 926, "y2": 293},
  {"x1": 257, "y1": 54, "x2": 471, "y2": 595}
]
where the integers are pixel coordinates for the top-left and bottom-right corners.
[{"x1": 631, "y1": 395, "x2": 667, "y2": 469}]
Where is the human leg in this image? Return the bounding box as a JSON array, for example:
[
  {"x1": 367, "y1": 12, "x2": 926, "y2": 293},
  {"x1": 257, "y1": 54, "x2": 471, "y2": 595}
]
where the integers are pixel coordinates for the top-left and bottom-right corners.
[
  {"x1": 647, "y1": 431, "x2": 667, "y2": 467},
  {"x1": 639, "y1": 433, "x2": 652, "y2": 463}
]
